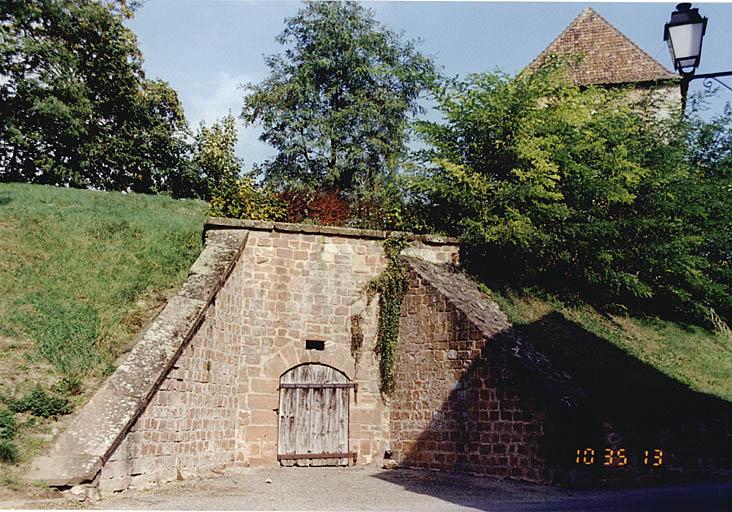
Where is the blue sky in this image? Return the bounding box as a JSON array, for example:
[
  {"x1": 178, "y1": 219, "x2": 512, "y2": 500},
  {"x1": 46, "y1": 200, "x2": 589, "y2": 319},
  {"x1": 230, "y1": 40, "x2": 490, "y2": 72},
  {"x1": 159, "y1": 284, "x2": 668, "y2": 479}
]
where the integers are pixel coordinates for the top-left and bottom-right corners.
[{"x1": 127, "y1": 1, "x2": 732, "y2": 165}]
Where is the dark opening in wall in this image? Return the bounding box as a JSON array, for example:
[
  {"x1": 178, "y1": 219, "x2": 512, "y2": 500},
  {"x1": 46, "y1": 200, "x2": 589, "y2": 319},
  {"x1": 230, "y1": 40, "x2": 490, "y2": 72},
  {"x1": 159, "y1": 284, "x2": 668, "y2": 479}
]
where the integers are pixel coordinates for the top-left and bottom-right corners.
[{"x1": 306, "y1": 340, "x2": 325, "y2": 351}]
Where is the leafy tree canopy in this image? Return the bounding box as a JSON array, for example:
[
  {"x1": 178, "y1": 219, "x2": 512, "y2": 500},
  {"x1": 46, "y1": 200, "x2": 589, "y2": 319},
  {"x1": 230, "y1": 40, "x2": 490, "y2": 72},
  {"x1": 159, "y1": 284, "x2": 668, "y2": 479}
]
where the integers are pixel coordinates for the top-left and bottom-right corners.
[
  {"x1": 413, "y1": 63, "x2": 731, "y2": 322},
  {"x1": 200, "y1": 115, "x2": 286, "y2": 221},
  {"x1": 191, "y1": 115, "x2": 242, "y2": 200},
  {"x1": 0, "y1": 0, "x2": 189, "y2": 193},
  {"x1": 242, "y1": 0, "x2": 436, "y2": 206}
]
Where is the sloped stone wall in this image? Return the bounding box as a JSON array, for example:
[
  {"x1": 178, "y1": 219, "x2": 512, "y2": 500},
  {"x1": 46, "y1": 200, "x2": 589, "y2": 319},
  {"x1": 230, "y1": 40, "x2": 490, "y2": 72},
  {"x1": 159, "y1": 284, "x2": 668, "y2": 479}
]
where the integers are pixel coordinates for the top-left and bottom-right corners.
[
  {"x1": 97, "y1": 223, "x2": 460, "y2": 493},
  {"x1": 389, "y1": 259, "x2": 566, "y2": 483},
  {"x1": 99, "y1": 296, "x2": 242, "y2": 492},
  {"x1": 28, "y1": 229, "x2": 248, "y2": 489}
]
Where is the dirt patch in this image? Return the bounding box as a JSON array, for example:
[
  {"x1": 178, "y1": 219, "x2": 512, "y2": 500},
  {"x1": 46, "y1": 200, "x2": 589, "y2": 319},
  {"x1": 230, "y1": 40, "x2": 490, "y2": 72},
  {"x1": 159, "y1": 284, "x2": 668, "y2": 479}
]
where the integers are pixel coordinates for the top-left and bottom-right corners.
[
  {"x1": 0, "y1": 337, "x2": 59, "y2": 399},
  {"x1": 0, "y1": 473, "x2": 63, "y2": 505}
]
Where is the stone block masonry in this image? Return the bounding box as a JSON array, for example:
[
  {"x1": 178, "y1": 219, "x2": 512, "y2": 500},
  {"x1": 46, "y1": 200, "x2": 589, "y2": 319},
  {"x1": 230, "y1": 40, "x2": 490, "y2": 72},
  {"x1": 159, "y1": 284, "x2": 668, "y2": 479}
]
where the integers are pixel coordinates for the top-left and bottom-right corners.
[
  {"x1": 391, "y1": 258, "x2": 582, "y2": 483},
  {"x1": 91, "y1": 220, "x2": 460, "y2": 493},
  {"x1": 34, "y1": 217, "x2": 584, "y2": 493}
]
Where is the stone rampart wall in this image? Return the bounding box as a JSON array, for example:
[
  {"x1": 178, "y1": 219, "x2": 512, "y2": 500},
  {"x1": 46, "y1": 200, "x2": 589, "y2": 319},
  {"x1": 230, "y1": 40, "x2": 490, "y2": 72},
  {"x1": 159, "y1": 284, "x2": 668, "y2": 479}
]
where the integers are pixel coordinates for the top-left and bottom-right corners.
[
  {"x1": 98, "y1": 225, "x2": 460, "y2": 493},
  {"x1": 390, "y1": 262, "x2": 549, "y2": 482},
  {"x1": 99, "y1": 298, "x2": 242, "y2": 492}
]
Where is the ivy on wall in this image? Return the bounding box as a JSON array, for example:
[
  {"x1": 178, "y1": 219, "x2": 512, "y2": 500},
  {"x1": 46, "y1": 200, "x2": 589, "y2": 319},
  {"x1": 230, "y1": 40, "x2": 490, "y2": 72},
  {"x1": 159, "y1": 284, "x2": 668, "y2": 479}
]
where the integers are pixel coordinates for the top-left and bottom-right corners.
[
  {"x1": 350, "y1": 313, "x2": 364, "y2": 367},
  {"x1": 367, "y1": 237, "x2": 410, "y2": 395}
]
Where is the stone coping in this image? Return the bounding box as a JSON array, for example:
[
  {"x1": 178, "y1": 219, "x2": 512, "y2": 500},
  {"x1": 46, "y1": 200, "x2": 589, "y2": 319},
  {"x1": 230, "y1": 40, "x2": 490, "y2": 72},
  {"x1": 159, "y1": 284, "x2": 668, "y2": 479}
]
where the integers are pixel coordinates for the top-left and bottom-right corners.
[
  {"x1": 205, "y1": 217, "x2": 460, "y2": 246},
  {"x1": 26, "y1": 230, "x2": 250, "y2": 487}
]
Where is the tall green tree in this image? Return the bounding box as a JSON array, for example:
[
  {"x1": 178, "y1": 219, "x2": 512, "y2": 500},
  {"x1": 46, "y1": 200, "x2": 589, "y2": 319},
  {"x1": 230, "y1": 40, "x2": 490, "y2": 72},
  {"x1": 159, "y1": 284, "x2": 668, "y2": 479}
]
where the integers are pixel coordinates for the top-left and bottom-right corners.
[
  {"x1": 680, "y1": 99, "x2": 732, "y2": 319},
  {"x1": 242, "y1": 0, "x2": 436, "y2": 210},
  {"x1": 0, "y1": 0, "x2": 189, "y2": 193},
  {"x1": 413, "y1": 64, "x2": 731, "y2": 321},
  {"x1": 195, "y1": 115, "x2": 285, "y2": 220},
  {"x1": 190, "y1": 115, "x2": 242, "y2": 200}
]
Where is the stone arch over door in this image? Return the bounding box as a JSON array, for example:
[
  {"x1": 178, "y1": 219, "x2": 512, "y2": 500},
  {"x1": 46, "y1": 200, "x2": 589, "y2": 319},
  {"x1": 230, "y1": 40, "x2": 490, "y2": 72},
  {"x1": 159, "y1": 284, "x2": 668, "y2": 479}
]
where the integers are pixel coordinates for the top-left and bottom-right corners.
[{"x1": 277, "y1": 363, "x2": 355, "y2": 466}]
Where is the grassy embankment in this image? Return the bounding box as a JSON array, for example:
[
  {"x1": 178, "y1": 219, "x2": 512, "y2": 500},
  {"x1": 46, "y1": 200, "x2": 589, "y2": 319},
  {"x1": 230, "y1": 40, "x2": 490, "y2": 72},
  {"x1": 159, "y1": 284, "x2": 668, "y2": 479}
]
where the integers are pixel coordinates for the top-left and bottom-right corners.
[
  {"x1": 487, "y1": 288, "x2": 732, "y2": 403},
  {"x1": 0, "y1": 183, "x2": 206, "y2": 493},
  {"x1": 0, "y1": 182, "x2": 729, "y2": 494}
]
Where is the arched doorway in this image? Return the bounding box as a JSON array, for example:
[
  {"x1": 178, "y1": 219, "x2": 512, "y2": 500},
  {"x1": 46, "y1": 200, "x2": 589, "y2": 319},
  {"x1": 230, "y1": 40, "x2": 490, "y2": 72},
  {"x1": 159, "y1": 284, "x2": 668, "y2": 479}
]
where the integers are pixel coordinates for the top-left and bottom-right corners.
[{"x1": 277, "y1": 363, "x2": 356, "y2": 466}]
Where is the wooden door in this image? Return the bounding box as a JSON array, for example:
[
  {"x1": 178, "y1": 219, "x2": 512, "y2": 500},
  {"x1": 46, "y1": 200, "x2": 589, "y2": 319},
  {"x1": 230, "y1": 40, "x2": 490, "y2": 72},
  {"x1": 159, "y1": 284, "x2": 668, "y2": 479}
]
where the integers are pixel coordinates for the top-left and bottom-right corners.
[{"x1": 278, "y1": 364, "x2": 354, "y2": 466}]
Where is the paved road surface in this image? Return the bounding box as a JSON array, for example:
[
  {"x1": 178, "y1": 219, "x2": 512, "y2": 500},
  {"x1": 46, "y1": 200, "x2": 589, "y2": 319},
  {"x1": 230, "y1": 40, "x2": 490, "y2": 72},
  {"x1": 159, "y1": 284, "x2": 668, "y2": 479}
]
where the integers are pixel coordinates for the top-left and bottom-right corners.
[{"x1": 99, "y1": 466, "x2": 732, "y2": 511}]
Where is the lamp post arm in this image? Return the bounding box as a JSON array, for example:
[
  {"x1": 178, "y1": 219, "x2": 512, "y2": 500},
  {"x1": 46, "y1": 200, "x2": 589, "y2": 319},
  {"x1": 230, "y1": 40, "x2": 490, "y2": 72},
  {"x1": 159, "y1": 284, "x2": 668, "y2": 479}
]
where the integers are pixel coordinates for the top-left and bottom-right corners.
[
  {"x1": 679, "y1": 71, "x2": 732, "y2": 111},
  {"x1": 702, "y1": 77, "x2": 732, "y2": 94},
  {"x1": 687, "y1": 70, "x2": 732, "y2": 81},
  {"x1": 689, "y1": 71, "x2": 732, "y2": 94}
]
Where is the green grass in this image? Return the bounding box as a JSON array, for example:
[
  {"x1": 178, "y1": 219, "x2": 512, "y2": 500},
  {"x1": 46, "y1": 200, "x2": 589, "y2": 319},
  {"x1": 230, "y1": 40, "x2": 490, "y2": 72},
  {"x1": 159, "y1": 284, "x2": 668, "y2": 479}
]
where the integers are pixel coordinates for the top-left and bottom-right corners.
[
  {"x1": 0, "y1": 182, "x2": 206, "y2": 396},
  {"x1": 485, "y1": 288, "x2": 732, "y2": 402},
  {"x1": 0, "y1": 183, "x2": 206, "y2": 381},
  {"x1": 0, "y1": 183, "x2": 206, "y2": 487}
]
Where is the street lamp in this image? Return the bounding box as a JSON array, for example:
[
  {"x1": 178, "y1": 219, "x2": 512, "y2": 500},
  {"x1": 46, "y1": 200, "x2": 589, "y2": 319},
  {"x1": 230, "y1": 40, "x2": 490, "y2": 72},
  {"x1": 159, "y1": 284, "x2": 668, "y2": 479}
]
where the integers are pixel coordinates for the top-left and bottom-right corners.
[
  {"x1": 663, "y1": 3, "x2": 732, "y2": 108},
  {"x1": 664, "y1": 3, "x2": 706, "y2": 75}
]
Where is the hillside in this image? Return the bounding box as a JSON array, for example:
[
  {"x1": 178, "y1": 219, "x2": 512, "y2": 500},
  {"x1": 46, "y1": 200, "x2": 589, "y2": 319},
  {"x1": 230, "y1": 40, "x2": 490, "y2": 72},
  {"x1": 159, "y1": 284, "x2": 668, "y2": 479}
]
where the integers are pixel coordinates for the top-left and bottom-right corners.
[
  {"x1": 488, "y1": 289, "x2": 732, "y2": 403},
  {"x1": 0, "y1": 183, "x2": 206, "y2": 492},
  {"x1": 0, "y1": 183, "x2": 729, "y2": 494}
]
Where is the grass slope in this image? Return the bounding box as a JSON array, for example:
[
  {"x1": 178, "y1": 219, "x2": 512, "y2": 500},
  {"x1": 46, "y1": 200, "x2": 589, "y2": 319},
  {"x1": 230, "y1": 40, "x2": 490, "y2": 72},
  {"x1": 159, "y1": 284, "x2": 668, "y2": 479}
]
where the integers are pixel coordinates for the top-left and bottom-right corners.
[
  {"x1": 0, "y1": 183, "x2": 206, "y2": 488},
  {"x1": 488, "y1": 289, "x2": 732, "y2": 403}
]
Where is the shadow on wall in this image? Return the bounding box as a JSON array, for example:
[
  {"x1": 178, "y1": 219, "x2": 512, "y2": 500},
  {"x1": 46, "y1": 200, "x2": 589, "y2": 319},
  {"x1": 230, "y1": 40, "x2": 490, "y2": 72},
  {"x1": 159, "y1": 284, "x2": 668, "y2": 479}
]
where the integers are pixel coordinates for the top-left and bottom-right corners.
[{"x1": 380, "y1": 310, "x2": 731, "y2": 506}]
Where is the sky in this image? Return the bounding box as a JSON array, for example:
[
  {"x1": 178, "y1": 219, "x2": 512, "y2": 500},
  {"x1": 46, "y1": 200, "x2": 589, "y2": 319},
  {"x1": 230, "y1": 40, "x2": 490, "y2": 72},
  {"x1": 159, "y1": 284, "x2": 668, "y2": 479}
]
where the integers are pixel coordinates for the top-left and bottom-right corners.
[{"x1": 127, "y1": 1, "x2": 732, "y2": 165}]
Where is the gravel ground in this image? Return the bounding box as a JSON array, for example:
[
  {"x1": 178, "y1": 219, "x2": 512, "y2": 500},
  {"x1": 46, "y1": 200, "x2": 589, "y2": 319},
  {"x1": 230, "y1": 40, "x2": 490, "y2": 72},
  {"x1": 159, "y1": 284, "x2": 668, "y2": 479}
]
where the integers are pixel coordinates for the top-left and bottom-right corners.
[{"x1": 95, "y1": 466, "x2": 732, "y2": 512}]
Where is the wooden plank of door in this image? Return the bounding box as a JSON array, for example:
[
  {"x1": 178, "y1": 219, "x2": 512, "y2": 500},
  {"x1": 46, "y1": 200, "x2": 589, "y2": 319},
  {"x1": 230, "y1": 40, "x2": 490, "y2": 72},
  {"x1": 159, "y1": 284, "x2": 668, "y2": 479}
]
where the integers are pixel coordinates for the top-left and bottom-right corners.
[
  {"x1": 311, "y1": 386, "x2": 325, "y2": 467},
  {"x1": 337, "y1": 387, "x2": 349, "y2": 466},
  {"x1": 311, "y1": 364, "x2": 331, "y2": 467},
  {"x1": 278, "y1": 382, "x2": 299, "y2": 467},
  {"x1": 277, "y1": 386, "x2": 289, "y2": 466},
  {"x1": 294, "y1": 387, "x2": 311, "y2": 467}
]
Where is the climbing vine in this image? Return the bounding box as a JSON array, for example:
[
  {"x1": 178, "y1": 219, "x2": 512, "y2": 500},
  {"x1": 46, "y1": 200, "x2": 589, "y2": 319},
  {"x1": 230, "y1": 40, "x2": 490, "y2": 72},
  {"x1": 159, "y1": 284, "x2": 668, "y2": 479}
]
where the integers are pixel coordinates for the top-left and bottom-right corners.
[
  {"x1": 350, "y1": 313, "x2": 364, "y2": 366},
  {"x1": 367, "y1": 237, "x2": 410, "y2": 395}
]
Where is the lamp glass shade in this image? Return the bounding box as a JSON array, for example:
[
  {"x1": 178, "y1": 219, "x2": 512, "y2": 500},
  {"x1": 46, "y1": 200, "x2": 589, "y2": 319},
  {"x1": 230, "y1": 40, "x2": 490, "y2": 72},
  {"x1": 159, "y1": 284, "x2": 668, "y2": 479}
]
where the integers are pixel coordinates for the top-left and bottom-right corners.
[{"x1": 667, "y1": 21, "x2": 705, "y2": 72}]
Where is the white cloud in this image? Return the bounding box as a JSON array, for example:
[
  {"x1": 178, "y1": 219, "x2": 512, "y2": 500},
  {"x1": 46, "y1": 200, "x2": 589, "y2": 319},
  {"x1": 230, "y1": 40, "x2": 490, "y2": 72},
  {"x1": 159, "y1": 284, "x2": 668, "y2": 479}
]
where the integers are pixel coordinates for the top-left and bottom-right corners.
[
  {"x1": 187, "y1": 71, "x2": 248, "y2": 125},
  {"x1": 186, "y1": 71, "x2": 275, "y2": 166}
]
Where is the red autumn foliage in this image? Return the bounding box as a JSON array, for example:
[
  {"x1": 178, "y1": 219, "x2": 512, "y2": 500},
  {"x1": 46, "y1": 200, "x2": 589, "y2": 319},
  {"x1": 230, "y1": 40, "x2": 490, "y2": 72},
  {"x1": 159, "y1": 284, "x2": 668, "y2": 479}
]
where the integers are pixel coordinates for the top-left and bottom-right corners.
[
  {"x1": 278, "y1": 189, "x2": 309, "y2": 224},
  {"x1": 278, "y1": 188, "x2": 351, "y2": 227}
]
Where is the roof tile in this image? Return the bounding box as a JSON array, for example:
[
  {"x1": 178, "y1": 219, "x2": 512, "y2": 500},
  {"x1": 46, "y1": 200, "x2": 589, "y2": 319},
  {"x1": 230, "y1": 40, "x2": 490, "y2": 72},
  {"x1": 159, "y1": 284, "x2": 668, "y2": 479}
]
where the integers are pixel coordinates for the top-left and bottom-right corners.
[{"x1": 528, "y1": 7, "x2": 678, "y2": 86}]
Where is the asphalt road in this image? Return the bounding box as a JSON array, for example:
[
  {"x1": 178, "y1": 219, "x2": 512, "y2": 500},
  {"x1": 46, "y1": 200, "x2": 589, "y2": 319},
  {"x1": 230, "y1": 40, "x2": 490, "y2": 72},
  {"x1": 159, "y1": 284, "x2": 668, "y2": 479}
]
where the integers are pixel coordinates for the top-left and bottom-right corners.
[{"x1": 98, "y1": 466, "x2": 732, "y2": 511}]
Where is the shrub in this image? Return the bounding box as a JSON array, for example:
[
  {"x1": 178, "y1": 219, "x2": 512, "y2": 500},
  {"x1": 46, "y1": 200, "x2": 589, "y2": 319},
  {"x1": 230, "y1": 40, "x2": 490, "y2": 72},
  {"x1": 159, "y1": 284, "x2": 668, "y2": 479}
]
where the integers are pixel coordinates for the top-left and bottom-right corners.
[
  {"x1": 11, "y1": 387, "x2": 71, "y2": 418},
  {"x1": 305, "y1": 190, "x2": 351, "y2": 226},
  {"x1": 209, "y1": 177, "x2": 286, "y2": 221},
  {"x1": 0, "y1": 408, "x2": 16, "y2": 440},
  {"x1": 278, "y1": 188, "x2": 310, "y2": 223},
  {"x1": 52, "y1": 376, "x2": 82, "y2": 396},
  {"x1": 415, "y1": 64, "x2": 732, "y2": 322},
  {"x1": 279, "y1": 188, "x2": 350, "y2": 226},
  {"x1": 0, "y1": 439, "x2": 18, "y2": 463}
]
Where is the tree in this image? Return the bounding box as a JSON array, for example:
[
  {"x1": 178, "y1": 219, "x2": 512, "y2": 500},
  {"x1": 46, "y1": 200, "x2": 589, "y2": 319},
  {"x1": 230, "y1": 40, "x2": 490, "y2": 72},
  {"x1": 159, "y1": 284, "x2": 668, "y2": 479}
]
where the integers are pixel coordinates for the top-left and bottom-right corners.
[
  {"x1": 242, "y1": 0, "x2": 436, "y2": 214},
  {"x1": 190, "y1": 115, "x2": 241, "y2": 200},
  {"x1": 198, "y1": 116, "x2": 285, "y2": 220},
  {"x1": 0, "y1": 0, "x2": 189, "y2": 193},
  {"x1": 680, "y1": 99, "x2": 732, "y2": 320},
  {"x1": 413, "y1": 64, "x2": 731, "y2": 321}
]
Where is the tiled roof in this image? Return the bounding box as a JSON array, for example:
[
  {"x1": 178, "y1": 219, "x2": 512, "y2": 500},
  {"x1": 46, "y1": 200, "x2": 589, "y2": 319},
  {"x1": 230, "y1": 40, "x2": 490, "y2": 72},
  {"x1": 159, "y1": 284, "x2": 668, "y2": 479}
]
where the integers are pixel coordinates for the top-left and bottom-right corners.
[{"x1": 528, "y1": 7, "x2": 678, "y2": 86}]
